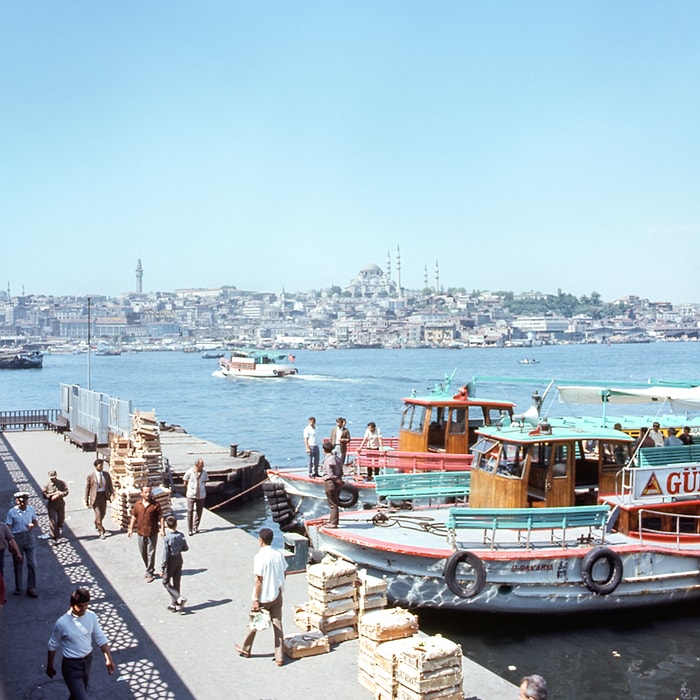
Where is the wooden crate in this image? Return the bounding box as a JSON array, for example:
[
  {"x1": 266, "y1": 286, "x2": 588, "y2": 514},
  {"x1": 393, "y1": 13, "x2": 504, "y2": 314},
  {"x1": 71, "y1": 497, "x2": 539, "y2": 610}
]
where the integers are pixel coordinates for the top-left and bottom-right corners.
[
  {"x1": 359, "y1": 608, "x2": 419, "y2": 643},
  {"x1": 283, "y1": 631, "x2": 330, "y2": 659}
]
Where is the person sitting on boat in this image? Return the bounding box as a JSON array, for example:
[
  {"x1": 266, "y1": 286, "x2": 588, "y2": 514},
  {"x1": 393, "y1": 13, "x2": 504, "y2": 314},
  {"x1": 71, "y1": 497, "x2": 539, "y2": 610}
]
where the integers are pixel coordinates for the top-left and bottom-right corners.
[
  {"x1": 358, "y1": 421, "x2": 382, "y2": 481},
  {"x1": 634, "y1": 427, "x2": 656, "y2": 450},
  {"x1": 663, "y1": 428, "x2": 684, "y2": 447},
  {"x1": 649, "y1": 422, "x2": 665, "y2": 447},
  {"x1": 321, "y1": 442, "x2": 344, "y2": 528},
  {"x1": 679, "y1": 426, "x2": 695, "y2": 445}
]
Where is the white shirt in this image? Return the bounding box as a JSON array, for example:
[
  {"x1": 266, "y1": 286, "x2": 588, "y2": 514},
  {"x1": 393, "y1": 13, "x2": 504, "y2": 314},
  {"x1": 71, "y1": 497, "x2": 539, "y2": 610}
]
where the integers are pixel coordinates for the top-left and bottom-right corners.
[
  {"x1": 183, "y1": 468, "x2": 208, "y2": 499},
  {"x1": 94, "y1": 470, "x2": 106, "y2": 492},
  {"x1": 363, "y1": 427, "x2": 382, "y2": 449},
  {"x1": 303, "y1": 423, "x2": 317, "y2": 447},
  {"x1": 48, "y1": 609, "x2": 108, "y2": 658},
  {"x1": 253, "y1": 545, "x2": 288, "y2": 604},
  {"x1": 650, "y1": 429, "x2": 665, "y2": 448}
]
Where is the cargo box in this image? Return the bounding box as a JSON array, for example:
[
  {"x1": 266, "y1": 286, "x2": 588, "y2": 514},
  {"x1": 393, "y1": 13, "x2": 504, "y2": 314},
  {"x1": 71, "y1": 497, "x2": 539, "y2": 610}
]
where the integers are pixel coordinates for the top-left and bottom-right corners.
[
  {"x1": 359, "y1": 607, "x2": 419, "y2": 642},
  {"x1": 306, "y1": 559, "x2": 358, "y2": 589},
  {"x1": 283, "y1": 631, "x2": 331, "y2": 659}
]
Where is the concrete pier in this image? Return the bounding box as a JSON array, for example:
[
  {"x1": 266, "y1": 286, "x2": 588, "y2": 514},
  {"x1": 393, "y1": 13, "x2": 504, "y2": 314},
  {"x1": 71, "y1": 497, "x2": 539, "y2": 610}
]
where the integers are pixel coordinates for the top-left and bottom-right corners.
[{"x1": 0, "y1": 430, "x2": 517, "y2": 700}]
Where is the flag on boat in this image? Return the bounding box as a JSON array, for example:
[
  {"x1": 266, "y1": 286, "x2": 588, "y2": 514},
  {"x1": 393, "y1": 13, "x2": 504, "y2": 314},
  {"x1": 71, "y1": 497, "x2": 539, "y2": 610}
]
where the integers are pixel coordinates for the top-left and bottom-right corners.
[{"x1": 288, "y1": 354, "x2": 295, "y2": 362}]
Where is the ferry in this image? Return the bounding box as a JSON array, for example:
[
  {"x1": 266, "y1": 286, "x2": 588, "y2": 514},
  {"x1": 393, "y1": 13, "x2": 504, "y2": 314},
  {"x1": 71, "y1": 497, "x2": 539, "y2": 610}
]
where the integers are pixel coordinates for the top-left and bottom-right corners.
[
  {"x1": 265, "y1": 376, "x2": 514, "y2": 529},
  {"x1": 218, "y1": 350, "x2": 298, "y2": 378},
  {"x1": 305, "y1": 415, "x2": 700, "y2": 614}
]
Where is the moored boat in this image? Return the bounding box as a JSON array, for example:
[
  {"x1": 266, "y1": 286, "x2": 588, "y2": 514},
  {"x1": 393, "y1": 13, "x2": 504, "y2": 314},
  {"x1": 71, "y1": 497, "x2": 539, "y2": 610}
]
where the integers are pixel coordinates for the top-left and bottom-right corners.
[
  {"x1": 218, "y1": 350, "x2": 298, "y2": 378},
  {"x1": 0, "y1": 349, "x2": 43, "y2": 369},
  {"x1": 305, "y1": 419, "x2": 700, "y2": 614},
  {"x1": 266, "y1": 377, "x2": 514, "y2": 530}
]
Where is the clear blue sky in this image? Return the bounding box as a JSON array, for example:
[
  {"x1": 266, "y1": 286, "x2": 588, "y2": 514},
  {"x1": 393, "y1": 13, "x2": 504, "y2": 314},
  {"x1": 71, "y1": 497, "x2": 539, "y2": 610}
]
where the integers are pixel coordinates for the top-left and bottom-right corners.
[{"x1": 2, "y1": 1, "x2": 699, "y2": 303}]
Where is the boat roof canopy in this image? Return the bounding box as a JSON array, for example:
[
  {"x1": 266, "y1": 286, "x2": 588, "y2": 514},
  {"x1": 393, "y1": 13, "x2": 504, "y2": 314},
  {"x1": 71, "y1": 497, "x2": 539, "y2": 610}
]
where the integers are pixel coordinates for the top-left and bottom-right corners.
[
  {"x1": 475, "y1": 423, "x2": 634, "y2": 445},
  {"x1": 558, "y1": 385, "x2": 700, "y2": 411}
]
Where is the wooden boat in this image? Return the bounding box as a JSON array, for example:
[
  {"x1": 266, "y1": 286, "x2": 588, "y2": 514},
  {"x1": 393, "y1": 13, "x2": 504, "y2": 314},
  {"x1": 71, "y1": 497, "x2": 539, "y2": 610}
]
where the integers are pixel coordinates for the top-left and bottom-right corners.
[
  {"x1": 305, "y1": 418, "x2": 700, "y2": 614},
  {"x1": 265, "y1": 378, "x2": 514, "y2": 530},
  {"x1": 0, "y1": 349, "x2": 43, "y2": 369},
  {"x1": 218, "y1": 350, "x2": 299, "y2": 378}
]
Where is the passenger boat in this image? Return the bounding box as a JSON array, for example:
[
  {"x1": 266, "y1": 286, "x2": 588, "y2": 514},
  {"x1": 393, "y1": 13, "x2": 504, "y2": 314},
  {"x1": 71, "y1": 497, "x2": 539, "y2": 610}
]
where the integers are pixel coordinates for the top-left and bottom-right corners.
[
  {"x1": 305, "y1": 416, "x2": 700, "y2": 614},
  {"x1": 518, "y1": 358, "x2": 539, "y2": 365},
  {"x1": 0, "y1": 349, "x2": 43, "y2": 369},
  {"x1": 217, "y1": 350, "x2": 298, "y2": 378},
  {"x1": 265, "y1": 377, "x2": 514, "y2": 530}
]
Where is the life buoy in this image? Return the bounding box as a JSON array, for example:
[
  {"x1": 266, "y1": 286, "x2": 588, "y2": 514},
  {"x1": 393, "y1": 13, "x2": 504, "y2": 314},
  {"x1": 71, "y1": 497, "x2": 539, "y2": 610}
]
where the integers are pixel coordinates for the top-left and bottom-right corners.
[
  {"x1": 581, "y1": 547, "x2": 623, "y2": 595},
  {"x1": 443, "y1": 550, "x2": 486, "y2": 599},
  {"x1": 337, "y1": 483, "x2": 360, "y2": 508}
]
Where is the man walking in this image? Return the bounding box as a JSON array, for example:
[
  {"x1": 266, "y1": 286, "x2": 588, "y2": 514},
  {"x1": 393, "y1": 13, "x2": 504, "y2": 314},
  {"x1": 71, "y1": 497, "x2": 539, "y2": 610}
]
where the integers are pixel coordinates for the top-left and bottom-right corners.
[
  {"x1": 235, "y1": 528, "x2": 288, "y2": 666},
  {"x1": 321, "y1": 442, "x2": 344, "y2": 528},
  {"x1": 84, "y1": 459, "x2": 114, "y2": 539},
  {"x1": 5, "y1": 492, "x2": 38, "y2": 597},
  {"x1": 46, "y1": 587, "x2": 116, "y2": 699},
  {"x1": 43, "y1": 469, "x2": 69, "y2": 543},
  {"x1": 183, "y1": 458, "x2": 208, "y2": 535},
  {"x1": 128, "y1": 485, "x2": 164, "y2": 583},
  {"x1": 303, "y1": 416, "x2": 320, "y2": 477}
]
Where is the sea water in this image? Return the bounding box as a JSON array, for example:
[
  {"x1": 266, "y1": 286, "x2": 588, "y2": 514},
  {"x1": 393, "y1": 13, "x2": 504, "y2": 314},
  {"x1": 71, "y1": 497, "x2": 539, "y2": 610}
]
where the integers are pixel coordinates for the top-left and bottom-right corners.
[{"x1": 2, "y1": 343, "x2": 700, "y2": 698}]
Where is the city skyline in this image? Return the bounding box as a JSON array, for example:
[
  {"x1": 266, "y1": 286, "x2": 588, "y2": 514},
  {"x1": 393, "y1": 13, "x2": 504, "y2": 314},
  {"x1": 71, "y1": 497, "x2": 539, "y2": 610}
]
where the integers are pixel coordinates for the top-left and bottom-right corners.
[{"x1": 2, "y1": 2, "x2": 699, "y2": 303}]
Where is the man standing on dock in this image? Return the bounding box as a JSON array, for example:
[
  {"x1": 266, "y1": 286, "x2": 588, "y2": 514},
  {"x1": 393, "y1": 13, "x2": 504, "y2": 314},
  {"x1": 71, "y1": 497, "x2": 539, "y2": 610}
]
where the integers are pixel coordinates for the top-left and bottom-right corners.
[
  {"x1": 303, "y1": 416, "x2": 320, "y2": 477},
  {"x1": 84, "y1": 459, "x2": 114, "y2": 539},
  {"x1": 128, "y1": 485, "x2": 165, "y2": 583},
  {"x1": 5, "y1": 492, "x2": 38, "y2": 597},
  {"x1": 235, "y1": 527, "x2": 288, "y2": 666},
  {"x1": 42, "y1": 470, "x2": 69, "y2": 543},
  {"x1": 183, "y1": 458, "x2": 208, "y2": 535}
]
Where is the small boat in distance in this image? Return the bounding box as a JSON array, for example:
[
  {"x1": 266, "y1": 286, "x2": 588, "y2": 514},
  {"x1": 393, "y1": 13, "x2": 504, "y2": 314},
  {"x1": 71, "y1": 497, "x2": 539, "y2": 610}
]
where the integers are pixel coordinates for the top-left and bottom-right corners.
[
  {"x1": 518, "y1": 358, "x2": 539, "y2": 365},
  {"x1": 0, "y1": 349, "x2": 44, "y2": 369},
  {"x1": 218, "y1": 350, "x2": 298, "y2": 378}
]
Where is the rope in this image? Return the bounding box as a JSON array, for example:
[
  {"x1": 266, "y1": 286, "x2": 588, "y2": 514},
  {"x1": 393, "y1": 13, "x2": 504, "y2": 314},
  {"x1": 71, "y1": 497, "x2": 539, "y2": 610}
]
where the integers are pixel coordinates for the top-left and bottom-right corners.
[{"x1": 210, "y1": 477, "x2": 269, "y2": 511}]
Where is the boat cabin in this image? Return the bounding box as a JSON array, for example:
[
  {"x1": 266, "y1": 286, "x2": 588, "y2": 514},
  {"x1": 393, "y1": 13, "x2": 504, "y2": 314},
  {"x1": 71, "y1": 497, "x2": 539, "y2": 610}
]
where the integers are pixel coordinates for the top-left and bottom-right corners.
[
  {"x1": 468, "y1": 424, "x2": 634, "y2": 509},
  {"x1": 398, "y1": 392, "x2": 515, "y2": 455}
]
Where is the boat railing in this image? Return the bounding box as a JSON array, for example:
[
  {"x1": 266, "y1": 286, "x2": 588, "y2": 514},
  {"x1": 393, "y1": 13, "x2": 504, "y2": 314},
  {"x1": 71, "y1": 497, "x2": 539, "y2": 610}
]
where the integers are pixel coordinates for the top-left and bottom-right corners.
[
  {"x1": 346, "y1": 436, "x2": 399, "y2": 453},
  {"x1": 354, "y1": 448, "x2": 472, "y2": 473},
  {"x1": 636, "y1": 508, "x2": 700, "y2": 549},
  {"x1": 0, "y1": 409, "x2": 59, "y2": 431}
]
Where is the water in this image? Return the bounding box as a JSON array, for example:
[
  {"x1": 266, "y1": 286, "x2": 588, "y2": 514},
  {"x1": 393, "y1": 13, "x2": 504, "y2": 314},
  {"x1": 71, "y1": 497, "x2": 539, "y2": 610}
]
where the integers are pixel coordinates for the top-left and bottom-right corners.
[{"x1": 3, "y1": 343, "x2": 700, "y2": 699}]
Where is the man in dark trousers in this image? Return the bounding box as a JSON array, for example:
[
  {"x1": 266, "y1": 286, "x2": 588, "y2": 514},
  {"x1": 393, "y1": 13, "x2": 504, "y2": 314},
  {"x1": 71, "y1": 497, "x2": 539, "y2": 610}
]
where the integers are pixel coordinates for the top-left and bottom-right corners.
[
  {"x1": 127, "y1": 485, "x2": 164, "y2": 583},
  {"x1": 84, "y1": 459, "x2": 114, "y2": 539},
  {"x1": 42, "y1": 469, "x2": 69, "y2": 543},
  {"x1": 46, "y1": 587, "x2": 115, "y2": 699}
]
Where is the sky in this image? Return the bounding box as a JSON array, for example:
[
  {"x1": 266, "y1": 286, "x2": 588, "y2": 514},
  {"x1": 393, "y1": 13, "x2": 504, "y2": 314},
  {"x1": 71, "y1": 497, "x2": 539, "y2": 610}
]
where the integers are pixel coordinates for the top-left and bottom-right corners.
[{"x1": 2, "y1": 1, "x2": 699, "y2": 303}]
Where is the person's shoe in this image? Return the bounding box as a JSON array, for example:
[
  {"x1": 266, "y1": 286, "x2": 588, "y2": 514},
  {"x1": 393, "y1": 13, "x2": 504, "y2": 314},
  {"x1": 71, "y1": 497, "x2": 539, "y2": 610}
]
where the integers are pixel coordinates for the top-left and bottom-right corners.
[
  {"x1": 167, "y1": 604, "x2": 178, "y2": 612},
  {"x1": 13, "y1": 590, "x2": 21, "y2": 596},
  {"x1": 27, "y1": 589, "x2": 38, "y2": 598},
  {"x1": 188, "y1": 531, "x2": 194, "y2": 536},
  {"x1": 176, "y1": 597, "x2": 187, "y2": 606},
  {"x1": 276, "y1": 659, "x2": 284, "y2": 667},
  {"x1": 145, "y1": 575, "x2": 155, "y2": 583},
  {"x1": 234, "y1": 645, "x2": 250, "y2": 658},
  {"x1": 100, "y1": 533, "x2": 107, "y2": 539}
]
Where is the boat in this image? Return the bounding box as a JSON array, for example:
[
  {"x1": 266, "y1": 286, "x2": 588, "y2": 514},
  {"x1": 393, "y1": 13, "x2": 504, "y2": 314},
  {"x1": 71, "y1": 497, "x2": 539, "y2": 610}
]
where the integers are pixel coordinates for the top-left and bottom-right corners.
[
  {"x1": 518, "y1": 358, "x2": 539, "y2": 365},
  {"x1": 218, "y1": 350, "x2": 299, "y2": 378},
  {"x1": 265, "y1": 375, "x2": 515, "y2": 529},
  {"x1": 201, "y1": 351, "x2": 225, "y2": 359},
  {"x1": 0, "y1": 349, "x2": 43, "y2": 369},
  {"x1": 305, "y1": 413, "x2": 700, "y2": 614}
]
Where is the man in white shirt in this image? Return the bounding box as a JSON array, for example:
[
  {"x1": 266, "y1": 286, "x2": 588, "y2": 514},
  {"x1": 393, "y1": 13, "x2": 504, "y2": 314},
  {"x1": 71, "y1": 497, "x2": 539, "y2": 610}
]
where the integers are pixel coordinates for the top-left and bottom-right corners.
[
  {"x1": 649, "y1": 422, "x2": 665, "y2": 448},
  {"x1": 235, "y1": 528, "x2": 288, "y2": 666},
  {"x1": 183, "y1": 458, "x2": 208, "y2": 535},
  {"x1": 46, "y1": 587, "x2": 115, "y2": 699},
  {"x1": 303, "y1": 417, "x2": 320, "y2": 477}
]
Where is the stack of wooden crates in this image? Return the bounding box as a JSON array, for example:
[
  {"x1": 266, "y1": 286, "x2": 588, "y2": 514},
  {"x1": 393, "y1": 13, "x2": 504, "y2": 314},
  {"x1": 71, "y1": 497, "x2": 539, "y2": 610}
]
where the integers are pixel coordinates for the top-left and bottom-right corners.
[
  {"x1": 109, "y1": 410, "x2": 172, "y2": 529},
  {"x1": 358, "y1": 609, "x2": 464, "y2": 700}
]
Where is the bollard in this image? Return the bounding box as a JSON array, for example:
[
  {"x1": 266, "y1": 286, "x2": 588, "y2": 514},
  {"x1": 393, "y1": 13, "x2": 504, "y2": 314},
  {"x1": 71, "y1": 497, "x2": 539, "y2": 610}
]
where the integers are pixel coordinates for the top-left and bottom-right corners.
[{"x1": 230, "y1": 443, "x2": 238, "y2": 457}]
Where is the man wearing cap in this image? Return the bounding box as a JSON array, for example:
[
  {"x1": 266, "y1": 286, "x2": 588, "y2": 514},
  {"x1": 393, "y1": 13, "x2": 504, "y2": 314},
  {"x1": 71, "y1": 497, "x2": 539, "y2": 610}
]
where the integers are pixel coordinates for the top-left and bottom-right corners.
[
  {"x1": 43, "y1": 470, "x2": 69, "y2": 543},
  {"x1": 5, "y1": 492, "x2": 39, "y2": 597},
  {"x1": 84, "y1": 459, "x2": 114, "y2": 539}
]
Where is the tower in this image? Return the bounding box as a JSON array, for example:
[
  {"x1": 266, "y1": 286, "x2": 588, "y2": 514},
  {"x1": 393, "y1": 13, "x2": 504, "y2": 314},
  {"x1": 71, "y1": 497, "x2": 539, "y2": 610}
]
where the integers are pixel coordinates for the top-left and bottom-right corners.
[
  {"x1": 396, "y1": 245, "x2": 402, "y2": 298},
  {"x1": 135, "y1": 259, "x2": 143, "y2": 294},
  {"x1": 435, "y1": 260, "x2": 440, "y2": 292}
]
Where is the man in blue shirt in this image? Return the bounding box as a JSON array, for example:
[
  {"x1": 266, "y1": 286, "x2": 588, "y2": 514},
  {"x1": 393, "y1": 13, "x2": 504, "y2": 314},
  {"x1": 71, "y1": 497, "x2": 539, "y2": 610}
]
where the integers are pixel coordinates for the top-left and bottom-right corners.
[{"x1": 5, "y1": 491, "x2": 38, "y2": 597}]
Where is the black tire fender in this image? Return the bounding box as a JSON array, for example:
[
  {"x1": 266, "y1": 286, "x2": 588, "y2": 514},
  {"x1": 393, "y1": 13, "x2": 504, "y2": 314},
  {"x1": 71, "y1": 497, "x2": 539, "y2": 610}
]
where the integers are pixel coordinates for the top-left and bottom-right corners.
[
  {"x1": 337, "y1": 483, "x2": 359, "y2": 508},
  {"x1": 581, "y1": 547, "x2": 623, "y2": 595},
  {"x1": 443, "y1": 550, "x2": 486, "y2": 599}
]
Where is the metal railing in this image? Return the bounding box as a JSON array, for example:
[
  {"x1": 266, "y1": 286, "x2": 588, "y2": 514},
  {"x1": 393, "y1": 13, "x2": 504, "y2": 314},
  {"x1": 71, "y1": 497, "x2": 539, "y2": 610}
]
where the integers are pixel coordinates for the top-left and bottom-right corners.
[
  {"x1": 0, "y1": 409, "x2": 59, "y2": 431},
  {"x1": 637, "y1": 507, "x2": 700, "y2": 549}
]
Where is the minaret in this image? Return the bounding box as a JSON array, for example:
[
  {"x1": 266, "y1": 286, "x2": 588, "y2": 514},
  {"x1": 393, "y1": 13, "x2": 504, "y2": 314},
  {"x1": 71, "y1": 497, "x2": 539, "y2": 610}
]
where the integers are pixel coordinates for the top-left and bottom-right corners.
[
  {"x1": 136, "y1": 259, "x2": 143, "y2": 294},
  {"x1": 396, "y1": 245, "x2": 402, "y2": 297},
  {"x1": 424, "y1": 265, "x2": 428, "y2": 289},
  {"x1": 435, "y1": 260, "x2": 440, "y2": 292},
  {"x1": 386, "y1": 251, "x2": 392, "y2": 295}
]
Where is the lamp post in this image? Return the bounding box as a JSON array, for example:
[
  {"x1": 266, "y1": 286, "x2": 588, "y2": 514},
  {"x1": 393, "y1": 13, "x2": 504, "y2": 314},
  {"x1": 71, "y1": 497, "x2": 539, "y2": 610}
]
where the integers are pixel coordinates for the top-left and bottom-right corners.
[{"x1": 87, "y1": 296, "x2": 91, "y2": 390}]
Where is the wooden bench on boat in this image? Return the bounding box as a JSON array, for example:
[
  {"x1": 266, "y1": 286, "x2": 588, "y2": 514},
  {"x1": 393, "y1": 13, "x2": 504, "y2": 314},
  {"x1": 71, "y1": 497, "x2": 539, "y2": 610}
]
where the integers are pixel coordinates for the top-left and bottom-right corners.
[
  {"x1": 637, "y1": 445, "x2": 700, "y2": 468},
  {"x1": 65, "y1": 427, "x2": 97, "y2": 452},
  {"x1": 48, "y1": 415, "x2": 70, "y2": 433},
  {"x1": 447, "y1": 504, "x2": 610, "y2": 549},
  {"x1": 357, "y1": 449, "x2": 472, "y2": 474},
  {"x1": 374, "y1": 471, "x2": 471, "y2": 505}
]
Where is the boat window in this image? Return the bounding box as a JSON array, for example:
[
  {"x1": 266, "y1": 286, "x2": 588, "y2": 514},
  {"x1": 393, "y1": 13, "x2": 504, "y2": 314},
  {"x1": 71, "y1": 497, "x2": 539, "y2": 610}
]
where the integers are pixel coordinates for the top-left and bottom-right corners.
[
  {"x1": 471, "y1": 437, "x2": 499, "y2": 472},
  {"x1": 551, "y1": 444, "x2": 569, "y2": 477},
  {"x1": 602, "y1": 441, "x2": 630, "y2": 466},
  {"x1": 448, "y1": 408, "x2": 466, "y2": 435},
  {"x1": 401, "y1": 404, "x2": 419, "y2": 432},
  {"x1": 497, "y1": 442, "x2": 526, "y2": 478}
]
